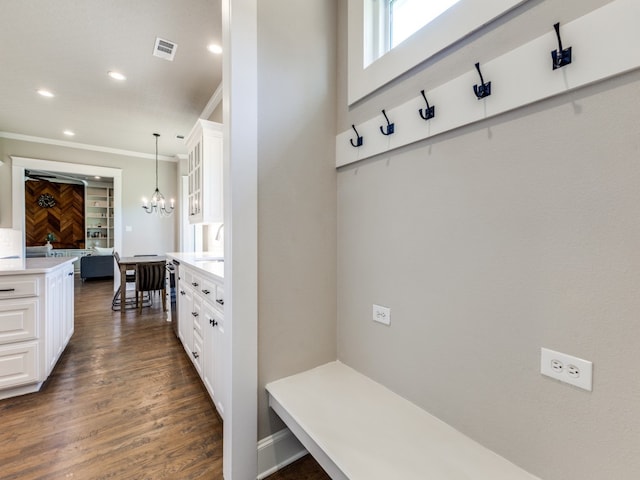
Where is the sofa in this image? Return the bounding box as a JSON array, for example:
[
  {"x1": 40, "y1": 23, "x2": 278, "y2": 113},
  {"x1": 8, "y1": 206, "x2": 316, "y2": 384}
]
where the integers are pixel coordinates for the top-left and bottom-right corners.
[{"x1": 80, "y1": 254, "x2": 115, "y2": 281}]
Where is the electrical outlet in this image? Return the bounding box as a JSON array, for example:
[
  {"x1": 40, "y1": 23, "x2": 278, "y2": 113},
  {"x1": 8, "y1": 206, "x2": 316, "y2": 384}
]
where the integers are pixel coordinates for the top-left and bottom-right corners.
[
  {"x1": 372, "y1": 304, "x2": 391, "y2": 326},
  {"x1": 550, "y1": 359, "x2": 564, "y2": 373},
  {"x1": 540, "y1": 347, "x2": 592, "y2": 391}
]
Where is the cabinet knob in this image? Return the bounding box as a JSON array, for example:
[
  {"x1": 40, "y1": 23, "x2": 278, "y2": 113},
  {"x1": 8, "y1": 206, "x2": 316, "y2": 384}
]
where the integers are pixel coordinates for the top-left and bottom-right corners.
[
  {"x1": 180, "y1": 290, "x2": 186, "y2": 295},
  {"x1": 192, "y1": 351, "x2": 199, "y2": 359},
  {"x1": 192, "y1": 312, "x2": 199, "y2": 317},
  {"x1": 202, "y1": 289, "x2": 210, "y2": 295},
  {"x1": 216, "y1": 299, "x2": 224, "y2": 306},
  {"x1": 192, "y1": 282, "x2": 199, "y2": 287},
  {"x1": 209, "y1": 318, "x2": 218, "y2": 327},
  {"x1": 68, "y1": 272, "x2": 74, "y2": 276}
]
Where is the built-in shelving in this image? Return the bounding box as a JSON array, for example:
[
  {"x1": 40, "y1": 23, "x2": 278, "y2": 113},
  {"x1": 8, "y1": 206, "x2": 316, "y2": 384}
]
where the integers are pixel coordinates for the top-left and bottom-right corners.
[{"x1": 85, "y1": 186, "x2": 114, "y2": 248}]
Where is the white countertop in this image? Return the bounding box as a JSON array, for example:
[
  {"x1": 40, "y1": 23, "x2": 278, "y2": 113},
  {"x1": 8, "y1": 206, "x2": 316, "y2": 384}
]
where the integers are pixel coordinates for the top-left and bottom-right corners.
[
  {"x1": 166, "y1": 252, "x2": 224, "y2": 281},
  {"x1": 0, "y1": 257, "x2": 77, "y2": 275}
]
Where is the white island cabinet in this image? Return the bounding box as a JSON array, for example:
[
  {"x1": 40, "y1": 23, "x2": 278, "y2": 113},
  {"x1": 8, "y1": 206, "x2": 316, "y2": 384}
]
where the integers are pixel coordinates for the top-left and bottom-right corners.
[
  {"x1": 0, "y1": 257, "x2": 75, "y2": 399},
  {"x1": 167, "y1": 252, "x2": 224, "y2": 418}
]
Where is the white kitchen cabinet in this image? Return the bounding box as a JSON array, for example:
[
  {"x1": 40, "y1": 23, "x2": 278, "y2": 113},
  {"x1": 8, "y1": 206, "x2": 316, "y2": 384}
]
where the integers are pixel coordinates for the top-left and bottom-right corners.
[
  {"x1": 203, "y1": 303, "x2": 224, "y2": 417},
  {"x1": 173, "y1": 257, "x2": 225, "y2": 418},
  {"x1": 191, "y1": 294, "x2": 203, "y2": 374},
  {"x1": 0, "y1": 298, "x2": 38, "y2": 345},
  {"x1": 0, "y1": 258, "x2": 75, "y2": 400},
  {"x1": 178, "y1": 282, "x2": 193, "y2": 356},
  {"x1": 186, "y1": 119, "x2": 223, "y2": 224},
  {"x1": 178, "y1": 268, "x2": 204, "y2": 374},
  {"x1": 45, "y1": 262, "x2": 75, "y2": 376},
  {"x1": 0, "y1": 341, "x2": 38, "y2": 390}
]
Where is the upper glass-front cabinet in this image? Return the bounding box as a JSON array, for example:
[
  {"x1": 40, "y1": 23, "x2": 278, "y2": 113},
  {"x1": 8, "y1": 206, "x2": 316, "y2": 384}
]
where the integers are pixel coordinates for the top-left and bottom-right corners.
[{"x1": 186, "y1": 119, "x2": 223, "y2": 225}]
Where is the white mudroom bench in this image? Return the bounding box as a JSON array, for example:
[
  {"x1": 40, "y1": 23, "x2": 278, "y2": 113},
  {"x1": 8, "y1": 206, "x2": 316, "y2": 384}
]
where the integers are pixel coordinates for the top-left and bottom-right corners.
[{"x1": 266, "y1": 361, "x2": 540, "y2": 480}]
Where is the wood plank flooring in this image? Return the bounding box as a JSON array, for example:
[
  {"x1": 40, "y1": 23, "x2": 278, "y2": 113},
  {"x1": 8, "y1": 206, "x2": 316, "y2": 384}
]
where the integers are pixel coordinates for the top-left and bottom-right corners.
[{"x1": 0, "y1": 277, "x2": 329, "y2": 480}]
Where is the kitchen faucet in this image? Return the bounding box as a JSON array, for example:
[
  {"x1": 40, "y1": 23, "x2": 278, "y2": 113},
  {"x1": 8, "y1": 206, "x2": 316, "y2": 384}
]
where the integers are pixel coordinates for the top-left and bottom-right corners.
[{"x1": 215, "y1": 223, "x2": 224, "y2": 241}]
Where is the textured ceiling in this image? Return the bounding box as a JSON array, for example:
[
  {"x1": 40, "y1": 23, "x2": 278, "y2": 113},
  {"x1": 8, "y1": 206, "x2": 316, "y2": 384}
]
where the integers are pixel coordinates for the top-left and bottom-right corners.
[{"x1": 0, "y1": 0, "x2": 222, "y2": 157}]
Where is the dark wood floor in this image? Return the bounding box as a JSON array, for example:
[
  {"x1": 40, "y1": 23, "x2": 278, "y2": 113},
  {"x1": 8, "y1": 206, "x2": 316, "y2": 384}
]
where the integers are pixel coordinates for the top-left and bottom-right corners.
[{"x1": 0, "y1": 277, "x2": 328, "y2": 480}]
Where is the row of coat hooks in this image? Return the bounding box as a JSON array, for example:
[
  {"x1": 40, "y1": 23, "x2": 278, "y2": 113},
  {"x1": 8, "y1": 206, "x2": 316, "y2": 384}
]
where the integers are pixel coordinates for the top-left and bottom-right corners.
[{"x1": 350, "y1": 22, "x2": 572, "y2": 148}]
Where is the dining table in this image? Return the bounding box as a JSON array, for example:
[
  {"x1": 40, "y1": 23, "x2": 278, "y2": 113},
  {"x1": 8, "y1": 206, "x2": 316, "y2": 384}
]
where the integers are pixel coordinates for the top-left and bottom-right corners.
[{"x1": 118, "y1": 255, "x2": 166, "y2": 312}]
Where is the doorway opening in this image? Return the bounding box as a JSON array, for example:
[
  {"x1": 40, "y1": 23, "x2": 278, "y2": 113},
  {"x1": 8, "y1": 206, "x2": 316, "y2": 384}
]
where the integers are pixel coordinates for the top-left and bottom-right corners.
[{"x1": 11, "y1": 156, "x2": 123, "y2": 291}]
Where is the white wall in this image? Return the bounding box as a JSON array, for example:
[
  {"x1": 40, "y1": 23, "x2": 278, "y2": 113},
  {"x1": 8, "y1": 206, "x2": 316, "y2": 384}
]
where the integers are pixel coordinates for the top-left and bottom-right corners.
[
  {"x1": 0, "y1": 138, "x2": 177, "y2": 256},
  {"x1": 257, "y1": 0, "x2": 338, "y2": 439},
  {"x1": 336, "y1": 1, "x2": 639, "y2": 479}
]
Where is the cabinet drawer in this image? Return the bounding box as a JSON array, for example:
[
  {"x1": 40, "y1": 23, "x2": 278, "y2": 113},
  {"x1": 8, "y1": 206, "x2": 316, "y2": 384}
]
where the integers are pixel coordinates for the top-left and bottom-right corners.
[
  {"x1": 199, "y1": 279, "x2": 215, "y2": 301},
  {"x1": 192, "y1": 330, "x2": 203, "y2": 374},
  {"x1": 181, "y1": 268, "x2": 193, "y2": 287},
  {"x1": 189, "y1": 272, "x2": 203, "y2": 290},
  {"x1": 192, "y1": 296, "x2": 203, "y2": 336},
  {"x1": 0, "y1": 276, "x2": 40, "y2": 299},
  {"x1": 214, "y1": 285, "x2": 224, "y2": 310},
  {"x1": 0, "y1": 298, "x2": 38, "y2": 345},
  {"x1": 0, "y1": 341, "x2": 38, "y2": 389}
]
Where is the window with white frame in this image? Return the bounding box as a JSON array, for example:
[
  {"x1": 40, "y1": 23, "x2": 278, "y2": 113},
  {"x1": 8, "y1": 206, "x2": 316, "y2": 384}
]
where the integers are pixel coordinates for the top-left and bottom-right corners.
[
  {"x1": 349, "y1": 0, "x2": 526, "y2": 105},
  {"x1": 364, "y1": 0, "x2": 462, "y2": 67}
]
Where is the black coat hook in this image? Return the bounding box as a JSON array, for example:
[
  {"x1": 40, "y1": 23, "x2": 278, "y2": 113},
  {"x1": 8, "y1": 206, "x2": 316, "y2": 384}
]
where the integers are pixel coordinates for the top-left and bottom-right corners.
[
  {"x1": 473, "y1": 62, "x2": 491, "y2": 99},
  {"x1": 419, "y1": 90, "x2": 435, "y2": 120},
  {"x1": 379, "y1": 110, "x2": 395, "y2": 135},
  {"x1": 551, "y1": 22, "x2": 572, "y2": 70},
  {"x1": 349, "y1": 124, "x2": 363, "y2": 147}
]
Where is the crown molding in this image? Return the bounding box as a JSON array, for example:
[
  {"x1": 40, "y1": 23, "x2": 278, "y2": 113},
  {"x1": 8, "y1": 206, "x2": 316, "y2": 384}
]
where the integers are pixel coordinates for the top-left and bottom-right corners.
[
  {"x1": 200, "y1": 82, "x2": 223, "y2": 120},
  {"x1": 0, "y1": 131, "x2": 177, "y2": 162}
]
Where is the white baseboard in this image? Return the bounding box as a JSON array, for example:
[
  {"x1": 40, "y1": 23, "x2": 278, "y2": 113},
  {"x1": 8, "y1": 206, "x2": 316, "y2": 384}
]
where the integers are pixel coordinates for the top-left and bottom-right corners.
[{"x1": 256, "y1": 428, "x2": 308, "y2": 480}]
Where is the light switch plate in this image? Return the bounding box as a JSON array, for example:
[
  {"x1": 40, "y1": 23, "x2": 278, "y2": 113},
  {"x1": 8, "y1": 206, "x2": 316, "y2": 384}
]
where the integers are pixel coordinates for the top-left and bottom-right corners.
[
  {"x1": 372, "y1": 304, "x2": 390, "y2": 325},
  {"x1": 541, "y1": 347, "x2": 593, "y2": 391}
]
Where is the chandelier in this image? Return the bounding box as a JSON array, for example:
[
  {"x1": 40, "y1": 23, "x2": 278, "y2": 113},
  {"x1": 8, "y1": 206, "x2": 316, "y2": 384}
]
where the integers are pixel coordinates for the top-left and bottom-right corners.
[{"x1": 142, "y1": 133, "x2": 174, "y2": 216}]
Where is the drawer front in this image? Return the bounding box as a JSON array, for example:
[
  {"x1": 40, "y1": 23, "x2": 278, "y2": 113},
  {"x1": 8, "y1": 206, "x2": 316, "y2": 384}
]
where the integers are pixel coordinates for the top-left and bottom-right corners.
[
  {"x1": 189, "y1": 272, "x2": 203, "y2": 290},
  {"x1": 0, "y1": 341, "x2": 39, "y2": 388},
  {"x1": 214, "y1": 285, "x2": 224, "y2": 311},
  {"x1": 0, "y1": 277, "x2": 40, "y2": 299},
  {"x1": 181, "y1": 268, "x2": 193, "y2": 287},
  {"x1": 199, "y1": 279, "x2": 216, "y2": 301},
  {"x1": 192, "y1": 330, "x2": 203, "y2": 374},
  {"x1": 0, "y1": 298, "x2": 39, "y2": 345},
  {"x1": 192, "y1": 296, "x2": 203, "y2": 336}
]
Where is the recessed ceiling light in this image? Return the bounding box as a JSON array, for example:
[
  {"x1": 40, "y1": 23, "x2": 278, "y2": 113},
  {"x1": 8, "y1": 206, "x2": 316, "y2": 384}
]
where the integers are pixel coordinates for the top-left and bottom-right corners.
[
  {"x1": 63, "y1": 130, "x2": 75, "y2": 136},
  {"x1": 108, "y1": 71, "x2": 126, "y2": 81},
  {"x1": 37, "y1": 89, "x2": 54, "y2": 98},
  {"x1": 207, "y1": 44, "x2": 222, "y2": 54}
]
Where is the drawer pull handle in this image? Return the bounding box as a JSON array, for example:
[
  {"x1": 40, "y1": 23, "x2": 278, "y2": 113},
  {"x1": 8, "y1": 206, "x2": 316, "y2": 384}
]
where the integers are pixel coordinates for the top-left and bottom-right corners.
[
  {"x1": 68, "y1": 272, "x2": 74, "y2": 276},
  {"x1": 192, "y1": 282, "x2": 199, "y2": 287},
  {"x1": 209, "y1": 318, "x2": 218, "y2": 327},
  {"x1": 192, "y1": 351, "x2": 199, "y2": 359},
  {"x1": 0, "y1": 288, "x2": 16, "y2": 292},
  {"x1": 202, "y1": 289, "x2": 210, "y2": 295},
  {"x1": 216, "y1": 299, "x2": 224, "y2": 305},
  {"x1": 180, "y1": 290, "x2": 186, "y2": 295},
  {"x1": 192, "y1": 312, "x2": 199, "y2": 317}
]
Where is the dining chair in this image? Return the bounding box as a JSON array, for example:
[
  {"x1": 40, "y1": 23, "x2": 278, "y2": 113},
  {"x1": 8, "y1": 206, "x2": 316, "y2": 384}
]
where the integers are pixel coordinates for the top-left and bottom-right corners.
[
  {"x1": 111, "y1": 252, "x2": 143, "y2": 310},
  {"x1": 135, "y1": 262, "x2": 167, "y2": 313}
]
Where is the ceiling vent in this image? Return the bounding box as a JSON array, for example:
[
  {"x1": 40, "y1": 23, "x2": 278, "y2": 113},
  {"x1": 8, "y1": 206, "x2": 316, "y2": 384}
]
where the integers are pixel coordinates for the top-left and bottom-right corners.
[{"x1": 153, "y1": 37, "x2": 177, "y2": 61}]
